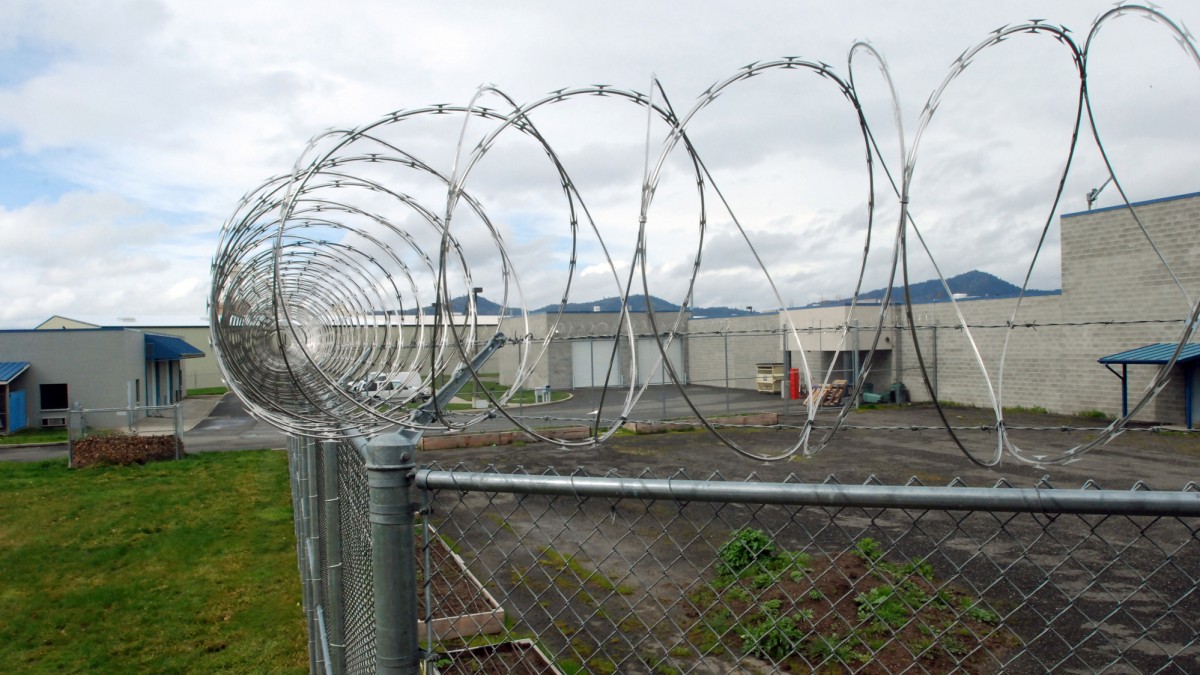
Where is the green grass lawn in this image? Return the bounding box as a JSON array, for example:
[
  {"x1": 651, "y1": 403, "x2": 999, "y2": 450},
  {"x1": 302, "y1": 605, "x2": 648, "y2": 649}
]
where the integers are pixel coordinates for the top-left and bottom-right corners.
[
  {"x1": 186, "y1": 387, "x2": 229, "y2": 396},
  {"x1": 0, "y1": 451, "x2": 307, "y2": 673},
  {"x1": 0, "y1": 428, "x2": 68, "y2": 445}
]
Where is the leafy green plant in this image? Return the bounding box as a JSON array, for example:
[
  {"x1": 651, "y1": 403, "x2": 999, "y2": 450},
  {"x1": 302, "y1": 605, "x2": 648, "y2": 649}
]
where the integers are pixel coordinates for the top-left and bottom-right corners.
[
  {"x1": 684, "y1": 531, "x2": 1014, "y2": 670},
  {"x1": 856, "y1": 585, "x2": 910, "y2": 628},
  {"x1": 739, "y1": 614, "x2": 807, "y2": 661},
  {"x1": 853, "y1": 537, "x2": 885, "y2": 563},
  {"x1": 961, "y1": 599, "x2": 1000, "y2": 624},
  {"x1": 718, "y1": 528, "x2": 775, "y2": 577},
  {"x1": 751, "y1": 571, "x2": 776, "y2": 589}
]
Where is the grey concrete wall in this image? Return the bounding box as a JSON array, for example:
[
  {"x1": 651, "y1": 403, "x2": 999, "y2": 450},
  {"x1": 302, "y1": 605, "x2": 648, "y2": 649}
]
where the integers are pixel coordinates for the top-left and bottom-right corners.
[
  {"x1": 497, "y1": 312, "x2": 692, "y2": 390},
  {"x1": 1056, "y1": 195, "x2": 1200, "y2": 423},
  {"x1": 876, "y1": 294, "x2": 1066, "y2": 409},
  {"x1": 686, "y1": 315, "x2": 783, "y2": 391}
]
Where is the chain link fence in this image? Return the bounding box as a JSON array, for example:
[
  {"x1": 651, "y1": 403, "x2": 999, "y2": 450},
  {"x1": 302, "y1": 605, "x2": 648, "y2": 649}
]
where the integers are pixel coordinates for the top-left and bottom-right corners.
[
  {"x1": 66, "y1": 402, "x2": 183, "y2": 467},
  {"x1": 287, "y1": 436, "x2": 1200, "y2": 674}
]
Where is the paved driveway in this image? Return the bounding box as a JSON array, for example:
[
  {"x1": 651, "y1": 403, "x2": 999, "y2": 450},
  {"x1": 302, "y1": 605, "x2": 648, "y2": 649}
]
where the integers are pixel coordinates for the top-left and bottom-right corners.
[{"x1": 184, "y1": 394, "x2": 288, "y2": 452}]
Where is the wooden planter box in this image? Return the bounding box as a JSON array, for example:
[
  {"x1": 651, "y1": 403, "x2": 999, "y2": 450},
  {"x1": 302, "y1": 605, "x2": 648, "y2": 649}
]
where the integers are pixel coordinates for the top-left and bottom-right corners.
[
  {"x1": 419, "y1": 530, "x2": 505, "y2": 641},
  {"x1": 420, "y1": 426, "x2": 591, "y2": 450},
  {"x1": 623, "y1": 412, "x2": 780, "y2": 435},
  {"x1": 431, "y1": 639, "x2": 562, "y2": 674}
]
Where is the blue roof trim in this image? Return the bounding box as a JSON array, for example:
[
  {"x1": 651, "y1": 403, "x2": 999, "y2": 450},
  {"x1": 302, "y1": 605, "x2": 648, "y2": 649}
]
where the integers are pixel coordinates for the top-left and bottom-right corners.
[
  {"x1": 1098, "y1": 343, "x2": 1200, "y2": 365},
  {"x1": 1063, "y1": 191, "x2": 1200, "y2": 218},
  {"x1": 0, "y1": 326, "x2": 125, "y2": 334},
  {"x1": 0, "y1": 361, "x2": 30, "y2": 384},
  {"x1": 145, "y1": 334, "x2": 204, "y2": 361}
]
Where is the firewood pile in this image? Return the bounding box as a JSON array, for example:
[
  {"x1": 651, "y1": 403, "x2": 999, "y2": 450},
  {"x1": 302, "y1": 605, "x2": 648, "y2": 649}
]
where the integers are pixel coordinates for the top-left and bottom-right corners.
[{"x1": 72, "y1": 434, "x2": 183, "y2": 468}]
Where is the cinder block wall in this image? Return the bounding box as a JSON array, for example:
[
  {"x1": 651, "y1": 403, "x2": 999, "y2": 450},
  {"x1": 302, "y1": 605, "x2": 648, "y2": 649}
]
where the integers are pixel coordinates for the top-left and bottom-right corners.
[
  {"x1": 850, "y1": 194, "x2": 1199, "y2": 423},
  {"x1": 686, "y1": 315, "x2": 783, "y2": 390},
  {"x1": 881, "y1": 294, "x2": 1066, "y2": 410},
  {"x1": 745, "y1": 193, "x2": 1200, "y2": 424},
  {"x1": 1058, "y1": 194, "x2": 1200, "y2": 422}
]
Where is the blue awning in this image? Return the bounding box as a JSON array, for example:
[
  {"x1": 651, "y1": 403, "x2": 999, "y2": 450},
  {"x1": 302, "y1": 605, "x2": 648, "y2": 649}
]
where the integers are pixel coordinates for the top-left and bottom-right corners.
[
  {"x1": 0, "y1": 361, "x2": 29, "y2": 385},
  {"x1": 145, "y1": 334, "x2": 204, "y2": 361},
  {"x1": 1098, "y1": 343, "x2": 1200, "y2": 366},
  {"x1": 1098, "y1": 343, "x2": 1200, "y2": 428}
]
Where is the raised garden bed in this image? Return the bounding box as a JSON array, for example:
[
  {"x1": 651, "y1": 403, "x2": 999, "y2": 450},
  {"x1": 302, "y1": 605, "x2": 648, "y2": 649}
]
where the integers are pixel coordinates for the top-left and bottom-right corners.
[
  {"x1": 419, "y1": 528, "x2": 505, "y2": 641},
  {"x1": 623, "y1": 412, "x2": 780, "y2": 435},
  {"x1": 431, "y1": 639, "x2": 561, "y2": 674}
]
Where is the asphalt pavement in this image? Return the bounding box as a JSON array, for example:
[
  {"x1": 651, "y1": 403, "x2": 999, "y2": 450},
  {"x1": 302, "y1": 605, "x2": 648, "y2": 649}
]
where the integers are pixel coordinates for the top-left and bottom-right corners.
[{"x1": 0, "y1": 385, "x2": 799, "y2": 462}]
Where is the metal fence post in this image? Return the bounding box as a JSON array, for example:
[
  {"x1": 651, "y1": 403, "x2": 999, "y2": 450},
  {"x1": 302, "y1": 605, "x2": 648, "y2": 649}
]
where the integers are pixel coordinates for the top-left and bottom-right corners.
[
  {"x1": 304, "y1": 438, "x2": 327, "y2": 675},
  {"x1": 365, "y1": 430, "x2": 421, "y2": 675},
  {"x1": 173, "y1": 402, "x2": 183, "y2": 460},
  {"x1": 321, "y1": 440, "x2": 346, "y2": 675},
  {"x1": 291, "y1": 438, "x2": 319, "y2": 675},
  {"x1": 67, "y1": 402, "x2": 83, "y2": 468}
]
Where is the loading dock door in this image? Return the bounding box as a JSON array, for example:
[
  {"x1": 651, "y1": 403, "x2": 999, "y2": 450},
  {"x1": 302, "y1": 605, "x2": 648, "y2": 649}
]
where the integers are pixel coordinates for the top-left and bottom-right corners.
[
  {"x1": 572, "y1": 340, "x2": 623, "y2": 388},
  {"x1": 635, "y1": 338, "x2": 685, "y2": 385}
]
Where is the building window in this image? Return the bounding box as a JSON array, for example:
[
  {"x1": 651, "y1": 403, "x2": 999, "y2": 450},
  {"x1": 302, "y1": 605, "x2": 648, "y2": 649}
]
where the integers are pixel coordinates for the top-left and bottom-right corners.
[
  {"x1": 40, "y1": 383, "x2": 69, "y2": 411},
  {"x1": 136, "y1": 379, "x2": 141, "y2": 403}
]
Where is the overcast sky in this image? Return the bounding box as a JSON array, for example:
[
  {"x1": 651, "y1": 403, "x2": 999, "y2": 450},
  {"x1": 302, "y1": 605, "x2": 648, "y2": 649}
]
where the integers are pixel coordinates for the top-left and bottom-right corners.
[{"x1": 0, "y1": 0, "x2": 1197, "y2": 328}]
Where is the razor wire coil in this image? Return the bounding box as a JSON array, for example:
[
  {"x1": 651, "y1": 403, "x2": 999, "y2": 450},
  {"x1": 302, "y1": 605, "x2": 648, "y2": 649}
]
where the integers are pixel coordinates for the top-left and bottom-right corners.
[{"x1": 211, "y1": 3, "x2": 1200, "y2": 467}]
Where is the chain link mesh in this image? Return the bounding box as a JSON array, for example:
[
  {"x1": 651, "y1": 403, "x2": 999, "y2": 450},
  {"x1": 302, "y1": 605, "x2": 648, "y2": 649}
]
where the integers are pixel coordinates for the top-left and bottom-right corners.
[
  {"x1": 418, "y1": 466, "x2": 1199, "y2": 674},
  {"x1": 286, "y1": 447, "x2": 1199, "y2": 673}
]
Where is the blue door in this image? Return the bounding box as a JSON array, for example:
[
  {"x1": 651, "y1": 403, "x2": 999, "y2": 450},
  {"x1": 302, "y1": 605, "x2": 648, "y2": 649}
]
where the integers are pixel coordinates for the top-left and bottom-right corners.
[{"x1": 8, "y1": 390, "x2": 26, "y2": 433}]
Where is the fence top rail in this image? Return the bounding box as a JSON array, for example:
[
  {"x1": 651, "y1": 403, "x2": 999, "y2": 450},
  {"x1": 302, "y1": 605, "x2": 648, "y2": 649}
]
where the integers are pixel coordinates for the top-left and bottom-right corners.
[
  {"x1": 70, "y1": 404, "x2": 181, "y2": 414},
  {"x1": 416, "y1": 469, "x2": 1200, "y2": 517}
]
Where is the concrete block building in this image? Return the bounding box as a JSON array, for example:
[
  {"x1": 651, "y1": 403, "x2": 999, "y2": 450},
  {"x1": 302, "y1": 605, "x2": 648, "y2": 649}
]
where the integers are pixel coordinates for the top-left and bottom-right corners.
[
  {"x1": 759, "y1": 191, "x2": 1200, "y2": 428},
  {"x1": 483, "y1": 192, "x2": 1198, "y2": 429},
  {"x1": 36, "y1": 315, "x2": 222, "y2": 391},
  {"x1": 493, "y1": 311, "x2": 689, "y2": 391},
  {"x1": 0, "y1": 327, "x2": 203, "y2": 432}
]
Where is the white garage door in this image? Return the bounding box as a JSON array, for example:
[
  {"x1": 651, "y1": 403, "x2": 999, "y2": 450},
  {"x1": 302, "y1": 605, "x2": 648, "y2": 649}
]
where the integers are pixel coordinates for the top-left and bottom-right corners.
[
  {"x1": 636, "y1": 337, "x2": 684, "y2": 385},
  {"x1": 571, "y1": 340, "x2": 623, "y2": 388}
]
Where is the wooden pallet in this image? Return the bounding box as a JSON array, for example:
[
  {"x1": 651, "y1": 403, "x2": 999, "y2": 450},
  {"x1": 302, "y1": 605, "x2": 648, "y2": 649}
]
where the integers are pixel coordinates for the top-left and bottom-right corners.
[{"x1": 802, "y1": 379, "x2": 848, "y2": 407}]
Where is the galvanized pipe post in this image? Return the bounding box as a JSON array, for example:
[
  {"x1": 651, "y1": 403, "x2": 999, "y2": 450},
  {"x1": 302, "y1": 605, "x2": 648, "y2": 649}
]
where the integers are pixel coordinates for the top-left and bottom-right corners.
[
  {"x1": 321, "y1": 440, "x2": 347, "y2": 675},
  {"x1": 303, "y1": 438, "x2": 327, "y2": 675},
  {"x1": 289, "y1": 438, "x2": 319, "y2": 675},
  {"x1": 365, "y1": 430, "x2": 422, "y2": 675},
  {"x1": 173, "y1": 402, "x2": 183, "y2": 460},
  {"x1": 67, "y1": 402, "x2": 83, "y2": 468}
]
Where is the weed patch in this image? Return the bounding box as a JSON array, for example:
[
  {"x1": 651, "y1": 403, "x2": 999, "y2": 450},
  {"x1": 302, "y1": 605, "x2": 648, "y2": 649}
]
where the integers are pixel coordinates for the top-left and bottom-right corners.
[{"x1": 682, "y1": 530, "x2": 1015, "y2": 672}]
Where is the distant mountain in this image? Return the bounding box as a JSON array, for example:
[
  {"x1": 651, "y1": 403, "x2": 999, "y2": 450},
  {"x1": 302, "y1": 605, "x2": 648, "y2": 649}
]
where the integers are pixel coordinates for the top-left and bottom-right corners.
[
  {"x1": 532, "y1": 294, "x2": 679, "y2": 314},
  {"x1": 810, "y1": 270, "x2": 1059, "y2": 307},
  {"x1": 397, "y1": 270, "x2": 1050, "y2": 318},
  {"x1": 528, "y1": 295, "x2": 762, "y2": 317}
]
